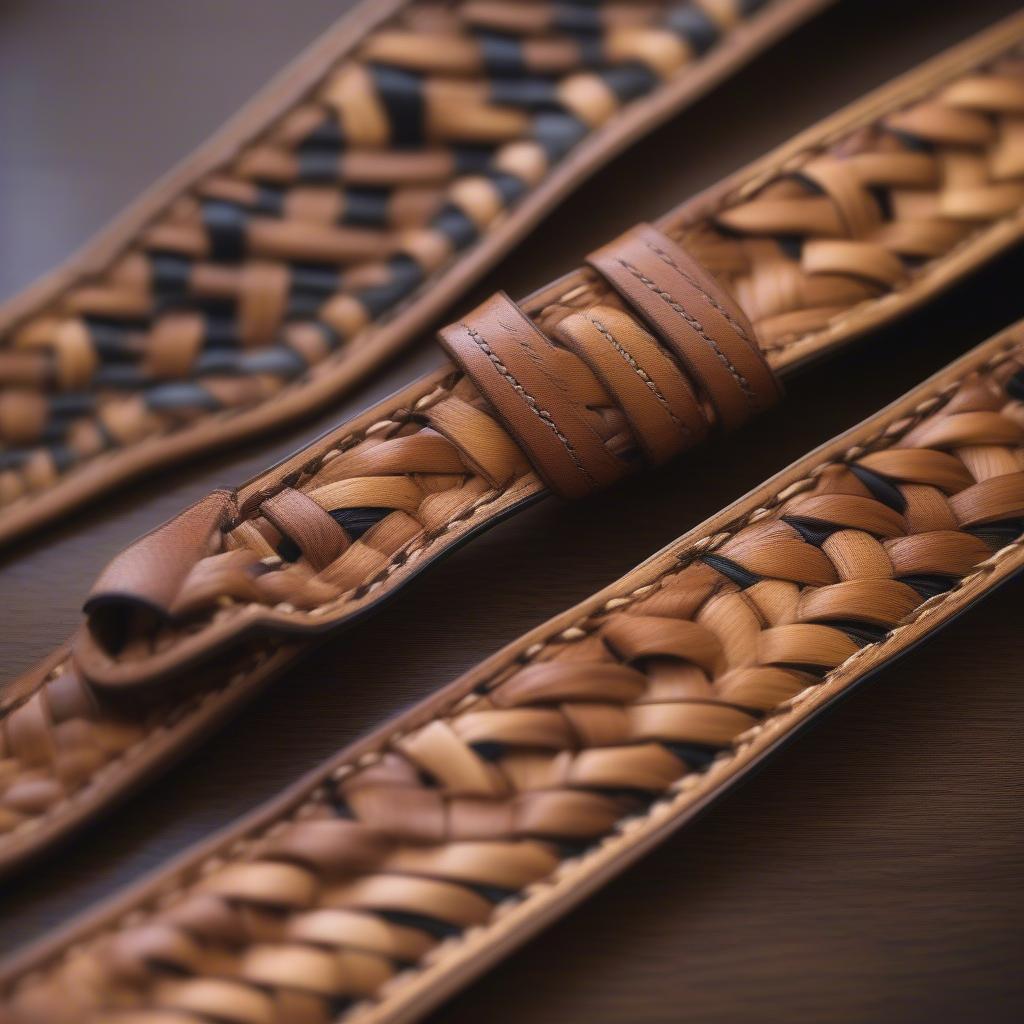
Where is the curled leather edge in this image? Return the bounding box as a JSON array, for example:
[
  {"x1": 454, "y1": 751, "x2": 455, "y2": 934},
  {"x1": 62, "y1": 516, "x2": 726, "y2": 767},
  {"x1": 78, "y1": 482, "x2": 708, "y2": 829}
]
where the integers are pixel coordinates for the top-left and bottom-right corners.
[
  {"x1": 4, "y1": 321, "x2": 1023, "y2": 1019},
  {"x1": 69, "y1": 366, "x2": 545, "y2": 693}
]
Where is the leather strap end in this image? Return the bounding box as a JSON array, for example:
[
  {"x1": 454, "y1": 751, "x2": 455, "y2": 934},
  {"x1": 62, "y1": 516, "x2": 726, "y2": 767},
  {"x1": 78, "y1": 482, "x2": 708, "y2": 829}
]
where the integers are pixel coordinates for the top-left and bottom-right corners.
[{"x1": 83, "y1": 488, "x2": 237, "y2": 621}]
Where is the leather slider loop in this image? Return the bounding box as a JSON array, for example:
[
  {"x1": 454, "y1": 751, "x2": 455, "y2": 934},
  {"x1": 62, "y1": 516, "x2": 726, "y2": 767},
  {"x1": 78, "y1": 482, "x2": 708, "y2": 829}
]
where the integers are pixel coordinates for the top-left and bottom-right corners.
[
  {"x1": 551, "y1": 305, "x2": 710, "y2": 466},
  {"x1": 437, "y1": 292, "x2": 627, "y2": 499},
  {"x1": 587, "y1": 222, "x2": 781, "y2": 430}
]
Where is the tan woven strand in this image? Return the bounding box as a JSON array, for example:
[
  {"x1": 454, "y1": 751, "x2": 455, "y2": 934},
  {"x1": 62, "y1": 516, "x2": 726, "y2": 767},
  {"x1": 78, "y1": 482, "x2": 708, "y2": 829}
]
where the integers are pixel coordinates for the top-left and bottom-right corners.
[{"x1": 5, "y1": 325, "x2": 1024, "y2": 1023}]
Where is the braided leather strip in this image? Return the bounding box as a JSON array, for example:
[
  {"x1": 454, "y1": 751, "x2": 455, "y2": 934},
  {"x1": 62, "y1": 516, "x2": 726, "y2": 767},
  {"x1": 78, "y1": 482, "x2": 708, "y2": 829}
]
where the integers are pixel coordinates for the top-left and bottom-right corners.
[
  {"x1": 0, "y1": 0, "x2": 815, "y2": 544},
  {"x1": 2, "y1": 19, "x2": 1024, "y2": 875},
  {"x1": 5, "y1": 324, "x2": 1024, "y2": 1023}
]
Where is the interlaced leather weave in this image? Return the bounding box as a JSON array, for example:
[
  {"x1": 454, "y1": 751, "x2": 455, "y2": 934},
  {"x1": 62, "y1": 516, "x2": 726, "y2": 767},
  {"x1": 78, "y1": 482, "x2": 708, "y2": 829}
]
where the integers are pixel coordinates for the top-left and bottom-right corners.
[
  {"x1": 546, "y1": 50, "x2": 1024, "y2": 354},
  {"x1": 7, "y1": 333, "x2": 1024, "y2": 1023},
  {"x1": 0, "y1": 0, "x2": 777, "y2": 521},
  {"x1": 76, "y1": 43, "x2": 1024, "y2": 649},
  {"x1": 2, "y1": 27, "x2": 1024, "y2": 867}
]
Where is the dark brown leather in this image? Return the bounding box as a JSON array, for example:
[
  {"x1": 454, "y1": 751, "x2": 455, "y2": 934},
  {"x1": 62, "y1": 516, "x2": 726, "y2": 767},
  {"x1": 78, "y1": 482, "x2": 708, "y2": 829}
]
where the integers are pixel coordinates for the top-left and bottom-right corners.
[{"x1": 587, "y1": 222, "x2": 782, "y2": 429}]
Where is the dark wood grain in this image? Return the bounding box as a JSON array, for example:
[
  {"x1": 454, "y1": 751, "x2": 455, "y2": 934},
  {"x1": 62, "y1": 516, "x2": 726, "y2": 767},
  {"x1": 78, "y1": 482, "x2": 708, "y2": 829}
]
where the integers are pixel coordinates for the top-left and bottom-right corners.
[{"x1": 1, "y1": 1, "x2": 1022, "y2": 1020}]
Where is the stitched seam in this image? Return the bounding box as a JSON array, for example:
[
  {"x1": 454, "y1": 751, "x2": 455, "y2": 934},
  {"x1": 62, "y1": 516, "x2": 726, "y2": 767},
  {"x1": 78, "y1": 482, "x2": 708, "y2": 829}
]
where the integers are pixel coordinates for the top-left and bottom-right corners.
[
  {"x1": 463, "y1": 323, "x2": 595, "y2": 486},
  {"x1": 760, "y1": 211, "x2": 1024, "y2": 355},
  {"x1": 357, "y1": 539, "x2": 1024, "y2": 1021},
  {"x1": 13, "y1": 341, "x2": 1020, "y2": 998},
  {"x1": 643, "y1": 238, "x2": 756, "y2": 350},
  {"x1": 588, "y1": 314, "x2": 690, "y2": 437},
  {"x1": 618, "y1": 258, "x2": 759, "y2": 406}
]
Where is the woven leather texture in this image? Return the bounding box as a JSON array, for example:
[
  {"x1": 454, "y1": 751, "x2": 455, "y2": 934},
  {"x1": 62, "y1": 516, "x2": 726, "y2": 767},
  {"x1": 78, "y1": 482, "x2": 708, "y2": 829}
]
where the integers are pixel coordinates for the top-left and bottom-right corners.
[
  {"x1": 685, "y1": 55, "x2": 1024, "y2": 353},
  {"x1": 6, "y1": 325, "x2": 1024, "y2": 1023},
  {"x1": 70, "y1": 26, "x2": 1024, "y2": 677},
  {"x1": 542, "y1": 41, "x2": 1024, "y2": 361},
  {"x1": 2, "y1": 19, "x2": 1024, "y2": 877},
  {"x1": 0, "y1": 0, "x2": 791, "y2": 541}
]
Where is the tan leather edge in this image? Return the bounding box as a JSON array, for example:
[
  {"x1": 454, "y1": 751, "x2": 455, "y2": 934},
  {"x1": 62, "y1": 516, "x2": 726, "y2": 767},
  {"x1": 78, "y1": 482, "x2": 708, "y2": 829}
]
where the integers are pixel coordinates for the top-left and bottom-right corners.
[
  {"x1": 0, "y1": 0, "x2": 831, "y2": 548},
  {"x1": 5, "y1": 318, "x2": 1022, "y2": 1007}
]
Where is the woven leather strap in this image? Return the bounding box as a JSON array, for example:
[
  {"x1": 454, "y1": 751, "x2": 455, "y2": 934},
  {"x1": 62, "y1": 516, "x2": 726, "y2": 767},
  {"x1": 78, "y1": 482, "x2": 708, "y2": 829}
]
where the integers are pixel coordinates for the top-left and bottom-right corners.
[
  {"x1": 0, "y1": 0, "x2": 823, "y2": 546},
  {"x1": 2, "y1": 16, "x2": 1024, "y2": 879},
  {"x1": 438, "y1": 226, "x2": 780, "y2": 497},
  {"x1": 6, "y1": 322, "x2": 1024, "y2": 1024}
]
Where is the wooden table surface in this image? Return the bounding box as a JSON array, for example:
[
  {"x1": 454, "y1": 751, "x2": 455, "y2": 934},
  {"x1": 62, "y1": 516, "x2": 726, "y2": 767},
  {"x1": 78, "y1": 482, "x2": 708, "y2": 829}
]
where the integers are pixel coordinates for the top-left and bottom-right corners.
[{"x1": 1, "y1": 2, "x2": 1022, "y2": 1021}]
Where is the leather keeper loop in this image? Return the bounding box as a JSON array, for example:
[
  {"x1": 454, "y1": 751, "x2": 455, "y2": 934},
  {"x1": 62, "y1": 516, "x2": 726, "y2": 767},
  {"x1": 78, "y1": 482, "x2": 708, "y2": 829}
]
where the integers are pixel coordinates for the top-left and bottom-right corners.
[
  {"x1": 437, "y1": 292, "x2": 627, "y2": 499},
  {"x1": 552, "y1": 305, "x2": 710, "y2": 466},
  {"x1": 586, "y1": 222, "x2": 781, "y2": 430}
]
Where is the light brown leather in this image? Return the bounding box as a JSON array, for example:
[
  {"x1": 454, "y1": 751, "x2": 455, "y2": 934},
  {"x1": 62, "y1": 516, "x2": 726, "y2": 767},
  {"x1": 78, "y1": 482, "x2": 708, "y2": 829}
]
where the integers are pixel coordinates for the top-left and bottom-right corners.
[
  {"x1": 2, "y1": 15, "x2": 1024, "y2": 880},
  {"x1": 0, "y1": 0, "x2": 829, "y2": 546},
  {"x1": 259, "y1": 488, "x2": 351, "y2": 573},
  {"x1": 5, "y1": 320, "x2": 1024, "y2": 1024},
  {"x1": 553, "y1": 304, "x2": 710, "y2": 465},
  {"x1": 84, "y1": 489, "x2": 237, "y2": 620}
]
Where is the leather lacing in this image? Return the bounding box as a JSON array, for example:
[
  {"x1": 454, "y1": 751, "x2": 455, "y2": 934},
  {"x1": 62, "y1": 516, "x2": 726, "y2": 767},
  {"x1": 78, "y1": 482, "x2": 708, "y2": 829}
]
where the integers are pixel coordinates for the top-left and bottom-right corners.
[
  {"x1": 7, "y1": 341, "x2": 1024, "y2": 1023},
  {"x1": 3, "y1": 35, "x2": 1024, "y2": 853},
  {"x1": 0, "y1": 0, "x2": 771, "y2": 512}
]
